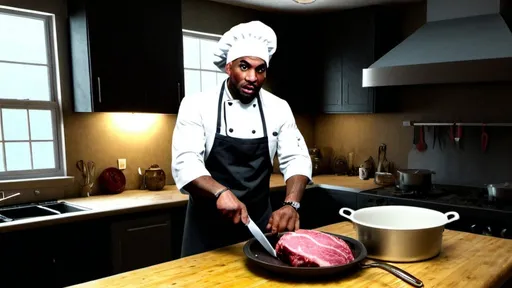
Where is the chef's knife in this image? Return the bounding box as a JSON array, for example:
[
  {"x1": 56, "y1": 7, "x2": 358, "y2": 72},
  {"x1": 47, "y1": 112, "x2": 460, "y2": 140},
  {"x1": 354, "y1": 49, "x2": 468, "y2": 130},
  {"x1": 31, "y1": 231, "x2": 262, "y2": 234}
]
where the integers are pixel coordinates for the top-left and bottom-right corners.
[{"x1": 246, "y1": 216, "x2": 277, "y2": 258}]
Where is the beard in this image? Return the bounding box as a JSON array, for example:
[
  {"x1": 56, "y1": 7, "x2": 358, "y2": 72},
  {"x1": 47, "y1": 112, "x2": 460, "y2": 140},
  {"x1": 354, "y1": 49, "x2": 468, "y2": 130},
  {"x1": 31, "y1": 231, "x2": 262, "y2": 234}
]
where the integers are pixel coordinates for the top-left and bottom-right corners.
[{"x1": 228, "y1": 79, "x2": 261, "y2": 104}]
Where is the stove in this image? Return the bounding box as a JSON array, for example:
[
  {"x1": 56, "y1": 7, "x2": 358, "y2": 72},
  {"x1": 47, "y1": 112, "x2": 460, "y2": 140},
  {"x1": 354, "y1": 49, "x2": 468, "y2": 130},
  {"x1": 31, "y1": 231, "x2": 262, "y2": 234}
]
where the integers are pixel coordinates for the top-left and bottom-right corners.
[{"x1": 357, "y1": 184, "x2": 512, "y2": 239}]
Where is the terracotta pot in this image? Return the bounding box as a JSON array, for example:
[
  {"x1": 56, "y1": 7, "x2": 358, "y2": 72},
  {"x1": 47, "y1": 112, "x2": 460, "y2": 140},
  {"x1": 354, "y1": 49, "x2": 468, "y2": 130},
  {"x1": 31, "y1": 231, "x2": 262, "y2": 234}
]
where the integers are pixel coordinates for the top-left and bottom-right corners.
[{"x1": 144, "y1": 164, "x2": 166, "y2": 191}]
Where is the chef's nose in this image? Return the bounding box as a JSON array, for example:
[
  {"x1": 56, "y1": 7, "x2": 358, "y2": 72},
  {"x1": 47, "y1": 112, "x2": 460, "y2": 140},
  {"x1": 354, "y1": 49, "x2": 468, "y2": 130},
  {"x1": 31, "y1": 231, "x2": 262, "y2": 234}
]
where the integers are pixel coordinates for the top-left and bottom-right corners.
[{"x1": 245, "y1": 69, "x2": 257, "y2": 82}]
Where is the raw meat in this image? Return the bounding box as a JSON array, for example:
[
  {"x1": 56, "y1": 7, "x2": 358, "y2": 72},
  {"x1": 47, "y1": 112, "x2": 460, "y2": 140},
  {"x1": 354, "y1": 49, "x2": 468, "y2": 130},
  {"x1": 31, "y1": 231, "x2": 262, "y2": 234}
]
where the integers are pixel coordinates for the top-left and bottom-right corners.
[{"x1": 275, "y1": 229, "x2": 355, "y2": 267}]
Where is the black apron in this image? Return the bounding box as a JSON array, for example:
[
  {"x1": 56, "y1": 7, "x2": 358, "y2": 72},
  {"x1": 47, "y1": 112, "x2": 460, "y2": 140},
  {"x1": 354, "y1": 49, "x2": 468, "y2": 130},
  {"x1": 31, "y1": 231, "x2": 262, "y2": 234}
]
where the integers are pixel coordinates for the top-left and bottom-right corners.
[{"x1": 180, "y1": 82, "x2": 273, "y2": 257}]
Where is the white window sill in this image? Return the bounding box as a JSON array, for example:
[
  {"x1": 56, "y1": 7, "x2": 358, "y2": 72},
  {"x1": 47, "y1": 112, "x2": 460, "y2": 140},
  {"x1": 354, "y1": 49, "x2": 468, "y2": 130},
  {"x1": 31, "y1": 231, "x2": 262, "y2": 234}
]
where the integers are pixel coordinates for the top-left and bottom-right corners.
[{"x1": 0, "y1": 176, "x2": 74, "y2": 191}]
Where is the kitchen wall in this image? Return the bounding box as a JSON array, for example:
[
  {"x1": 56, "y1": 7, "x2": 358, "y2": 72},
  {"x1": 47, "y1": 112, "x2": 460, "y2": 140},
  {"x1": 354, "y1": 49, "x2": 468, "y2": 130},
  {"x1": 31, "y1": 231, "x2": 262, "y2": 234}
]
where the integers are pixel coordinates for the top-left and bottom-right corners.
[
  {"x1": 0, "y1": 0, "x2": 314, "y2": 198},
  {"x1": 312, "y1": 1, "x2": 512, "y2": 186}
]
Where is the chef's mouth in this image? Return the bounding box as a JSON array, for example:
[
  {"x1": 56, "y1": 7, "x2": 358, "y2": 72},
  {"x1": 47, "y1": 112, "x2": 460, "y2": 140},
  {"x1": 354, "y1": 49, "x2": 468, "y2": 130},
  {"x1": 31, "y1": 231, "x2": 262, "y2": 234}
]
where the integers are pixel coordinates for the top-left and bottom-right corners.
[{"x1": 241, "y1": 85, "x2": 256, "y2": 94}]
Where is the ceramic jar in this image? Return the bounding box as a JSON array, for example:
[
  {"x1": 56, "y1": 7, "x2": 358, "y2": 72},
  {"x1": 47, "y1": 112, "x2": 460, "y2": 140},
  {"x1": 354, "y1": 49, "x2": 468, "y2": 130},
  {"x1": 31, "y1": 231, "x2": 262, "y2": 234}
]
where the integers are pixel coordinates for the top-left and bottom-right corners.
[{"x1": 144, "y1": 164, "x2": 166, "y2": 191}]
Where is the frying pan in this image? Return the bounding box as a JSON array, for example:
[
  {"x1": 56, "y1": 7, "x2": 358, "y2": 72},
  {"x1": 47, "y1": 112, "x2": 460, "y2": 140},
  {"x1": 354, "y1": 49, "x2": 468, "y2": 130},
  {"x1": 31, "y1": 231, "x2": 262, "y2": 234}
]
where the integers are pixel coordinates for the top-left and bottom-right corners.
[{"x1": 243, "y1": 231, "x2": 424, "y2": 287}]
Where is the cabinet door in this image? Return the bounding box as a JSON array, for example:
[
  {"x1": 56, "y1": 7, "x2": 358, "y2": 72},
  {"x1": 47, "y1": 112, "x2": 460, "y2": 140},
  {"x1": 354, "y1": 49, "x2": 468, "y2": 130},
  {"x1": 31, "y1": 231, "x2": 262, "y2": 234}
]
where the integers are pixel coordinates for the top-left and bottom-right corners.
[
  {"x1": 141, "y1": 0, "x2": 184, "y2": 114},
  {"x1": 111, "y1": 213, "x2": 172, "y2": 274},
  {"x1": 0, "y1": 228, "x2": 57, "y2": 287},
  {"x1": 320, "y1": 29, "x2": 344, "y2": 113},
  {"x1": 69, "y1": 0, "x2": 183, "y2": 113},
  {"x1": 341, "y1": 10, "x2": 375, "y2": 113},
  {"x1": 91, "y1": 2, "x2": 146, "y2": 113}
]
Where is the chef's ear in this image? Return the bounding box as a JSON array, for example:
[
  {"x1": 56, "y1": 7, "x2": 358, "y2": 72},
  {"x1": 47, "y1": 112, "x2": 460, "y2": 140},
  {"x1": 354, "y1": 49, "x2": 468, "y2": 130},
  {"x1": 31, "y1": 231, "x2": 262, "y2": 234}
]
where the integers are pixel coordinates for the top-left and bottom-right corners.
[{"x1": 225, "y1": 62, "x2": 233, "y2": 76}]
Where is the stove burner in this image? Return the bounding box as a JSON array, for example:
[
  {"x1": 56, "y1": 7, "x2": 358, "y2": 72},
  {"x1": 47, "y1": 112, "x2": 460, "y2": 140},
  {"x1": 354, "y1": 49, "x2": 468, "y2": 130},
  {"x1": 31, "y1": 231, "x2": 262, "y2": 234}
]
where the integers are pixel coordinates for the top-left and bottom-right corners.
[{"x1": 364, "y1": 184, "x2": 512, "y2": 212}]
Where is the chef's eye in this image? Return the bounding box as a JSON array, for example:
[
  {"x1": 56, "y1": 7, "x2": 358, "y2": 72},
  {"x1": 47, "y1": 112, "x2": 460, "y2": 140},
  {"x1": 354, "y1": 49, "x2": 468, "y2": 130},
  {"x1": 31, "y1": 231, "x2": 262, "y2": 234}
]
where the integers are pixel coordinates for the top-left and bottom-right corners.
[
  {"x1": 256, "y1": 66, "x2": 266, "y2": 73},
  {"x1": 239, "y1": 63, "x2": 248, "y2": 70}
]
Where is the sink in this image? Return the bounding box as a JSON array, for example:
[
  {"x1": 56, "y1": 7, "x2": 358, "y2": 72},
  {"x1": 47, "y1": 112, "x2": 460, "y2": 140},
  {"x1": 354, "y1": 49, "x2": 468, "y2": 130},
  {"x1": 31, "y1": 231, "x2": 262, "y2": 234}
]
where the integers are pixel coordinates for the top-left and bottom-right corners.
[
  {"x1": 0, "y1": 205, "x2": 58, "y2": 221},
  {"x1": 0, "y1": 201, "x2": 90, "y2": 222},
  {"x1": 40, "y1": 202, "x2": 90, "y2": 213}
]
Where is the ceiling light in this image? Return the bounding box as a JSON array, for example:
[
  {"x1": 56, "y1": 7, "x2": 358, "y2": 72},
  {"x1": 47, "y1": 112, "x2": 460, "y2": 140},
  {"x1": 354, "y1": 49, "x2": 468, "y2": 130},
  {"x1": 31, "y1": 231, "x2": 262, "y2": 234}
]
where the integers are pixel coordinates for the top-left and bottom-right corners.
[{"x1": 293, "y1": 0, "x2": 316, "y2": 4}]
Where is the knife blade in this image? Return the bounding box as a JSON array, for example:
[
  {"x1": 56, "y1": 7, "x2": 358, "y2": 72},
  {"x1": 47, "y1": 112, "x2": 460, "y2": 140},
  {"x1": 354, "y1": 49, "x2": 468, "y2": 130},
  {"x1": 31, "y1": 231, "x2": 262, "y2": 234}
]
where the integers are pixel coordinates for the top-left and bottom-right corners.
[{"x1": 246, "y1": 216, "x2": 277, "y2": 258}]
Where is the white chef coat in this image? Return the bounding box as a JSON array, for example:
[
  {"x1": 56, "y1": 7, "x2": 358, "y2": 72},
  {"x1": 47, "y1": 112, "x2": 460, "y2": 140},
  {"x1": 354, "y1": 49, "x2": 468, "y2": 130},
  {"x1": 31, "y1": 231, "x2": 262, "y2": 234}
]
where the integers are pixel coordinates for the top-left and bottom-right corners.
[{"x1": 171, "y1": 81, "x2": 312, "y2": 191}]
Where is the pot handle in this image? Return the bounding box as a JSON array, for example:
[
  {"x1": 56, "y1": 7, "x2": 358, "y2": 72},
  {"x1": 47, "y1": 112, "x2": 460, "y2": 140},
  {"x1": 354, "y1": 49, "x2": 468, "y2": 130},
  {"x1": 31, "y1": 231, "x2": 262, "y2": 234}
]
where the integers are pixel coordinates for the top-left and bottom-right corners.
[
  {"x1": 339, "y1": 208, "x2": 355, "y2": 221},
  {"x1": 445, "y1": 211, "x2": 460, "y2": 224}
]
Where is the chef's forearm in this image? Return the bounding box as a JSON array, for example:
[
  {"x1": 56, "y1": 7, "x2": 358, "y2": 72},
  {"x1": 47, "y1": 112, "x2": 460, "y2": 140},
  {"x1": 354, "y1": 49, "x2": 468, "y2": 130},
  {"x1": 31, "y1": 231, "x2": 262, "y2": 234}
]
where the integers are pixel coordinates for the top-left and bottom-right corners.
[
  {"x1": 284, "y1": 175, "x2": 309, "y2": 202},
  {"x1": 183, "y1": 176, "x2": 227, "y2": 199}
]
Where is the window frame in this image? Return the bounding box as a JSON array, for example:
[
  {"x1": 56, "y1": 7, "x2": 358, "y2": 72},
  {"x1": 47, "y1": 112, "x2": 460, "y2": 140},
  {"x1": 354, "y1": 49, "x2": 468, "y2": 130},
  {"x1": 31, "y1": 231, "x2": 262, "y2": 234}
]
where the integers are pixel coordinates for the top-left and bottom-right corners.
[
  {"x1": 182, "y1": 29, "x2": 227, "y2": 96},
  {"x1": 0, "y1": 6, "x2": 66, "y2": 181}
]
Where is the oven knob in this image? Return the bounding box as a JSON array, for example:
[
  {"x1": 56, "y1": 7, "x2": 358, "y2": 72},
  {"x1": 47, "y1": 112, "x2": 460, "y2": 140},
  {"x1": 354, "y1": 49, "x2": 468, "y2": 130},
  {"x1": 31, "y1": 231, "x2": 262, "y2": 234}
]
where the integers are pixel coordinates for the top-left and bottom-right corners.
[
  {"x1": 484, "y1": 226, "x2": 492, "y2": 236},
  {"x1": 470, "y1": 224, "x2": 479, "y2": 233}
]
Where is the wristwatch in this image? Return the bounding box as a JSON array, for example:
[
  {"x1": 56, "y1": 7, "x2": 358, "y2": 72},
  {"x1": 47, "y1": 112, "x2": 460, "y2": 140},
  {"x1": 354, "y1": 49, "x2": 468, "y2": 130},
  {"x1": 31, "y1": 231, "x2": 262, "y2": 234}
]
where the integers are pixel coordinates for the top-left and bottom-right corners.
[{"x1": 283, "y1": 201, "x2": 300, "y2": 211}]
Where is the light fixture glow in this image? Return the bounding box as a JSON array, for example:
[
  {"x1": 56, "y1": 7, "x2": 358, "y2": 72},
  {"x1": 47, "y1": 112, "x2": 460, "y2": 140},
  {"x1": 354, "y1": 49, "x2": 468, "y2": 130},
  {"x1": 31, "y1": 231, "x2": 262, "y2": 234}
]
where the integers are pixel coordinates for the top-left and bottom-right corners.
[{"x1": 293, "y1": 0, "x2": 316, "y2": 4}]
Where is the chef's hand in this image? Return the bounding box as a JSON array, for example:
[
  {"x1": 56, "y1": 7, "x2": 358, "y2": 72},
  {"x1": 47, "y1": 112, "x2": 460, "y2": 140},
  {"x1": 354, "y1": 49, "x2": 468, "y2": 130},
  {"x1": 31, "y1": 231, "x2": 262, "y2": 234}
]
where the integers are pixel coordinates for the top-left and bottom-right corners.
[
  {"x1": 266, "y1": 206, "x2": 299, "y2": 234},
  {"x1": 216, "y1": 190, "x2": 249, "y2": 225}
]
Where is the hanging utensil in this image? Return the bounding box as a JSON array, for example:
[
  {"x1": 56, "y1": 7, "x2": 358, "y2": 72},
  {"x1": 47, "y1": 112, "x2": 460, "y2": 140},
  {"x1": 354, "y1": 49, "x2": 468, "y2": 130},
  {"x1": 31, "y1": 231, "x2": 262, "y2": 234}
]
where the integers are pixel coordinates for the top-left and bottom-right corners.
[
  {"x1": 416, "y1": 126, "x2": 427, "y2": 152},
  {"x1": 454, "y1": 125, "x2": 462, "y2": 149},
  {"x1": 481, "y1": 124, "x2": 489, "y2": 152}
]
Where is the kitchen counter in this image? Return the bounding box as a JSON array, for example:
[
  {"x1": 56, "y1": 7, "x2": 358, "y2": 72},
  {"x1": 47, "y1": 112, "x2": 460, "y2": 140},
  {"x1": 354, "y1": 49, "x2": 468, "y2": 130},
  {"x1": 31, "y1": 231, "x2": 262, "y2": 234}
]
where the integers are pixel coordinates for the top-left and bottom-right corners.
[
  {"x1": 0, "y1": 174, "x2": 381, "y2": 233},
  {"x1": 68, "y1": 221, "x2": 512, "y2": 288}
]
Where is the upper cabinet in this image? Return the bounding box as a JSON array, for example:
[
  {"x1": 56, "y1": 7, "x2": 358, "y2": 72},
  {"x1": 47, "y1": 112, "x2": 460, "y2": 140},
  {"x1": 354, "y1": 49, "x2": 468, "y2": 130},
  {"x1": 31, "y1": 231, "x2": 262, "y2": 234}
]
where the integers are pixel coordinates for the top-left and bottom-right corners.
[
  {"x1": 68, "y1": 0, "x2": 184, "y2": 113},
  {"x1": 318, "y1": 7, "x2": 402, "y2": 114},
  {"x1": 264, "y1": 7, "x2": 401, "y2": 115}
]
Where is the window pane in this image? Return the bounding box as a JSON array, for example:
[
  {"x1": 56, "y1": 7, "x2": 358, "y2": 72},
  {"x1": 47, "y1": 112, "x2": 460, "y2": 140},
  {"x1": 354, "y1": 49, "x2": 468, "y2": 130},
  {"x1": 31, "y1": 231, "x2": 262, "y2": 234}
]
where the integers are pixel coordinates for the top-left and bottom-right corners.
[
  {"x1": 217, "y1": 73, "x2": 227, "y2": 86},
  {"x1": 0, "y1": 143, "x2": 4, "y2": 172},
  {"x1": 5, "y1": 142, "x2": 31, "y2": 171},
  {"x1": 200, "y1": 39, "x2": 219, "y2": 71},
  {"x1": 32, "y1": 141, "x2": 55, "y2": 169},
  {"x1": 2, "y1": 108, "x2": 29, "y2": 141},
  {"x1": 0, "y1": 62, "x2": 50, "y2": 101},
  {"x1": 184, "y1": 69, "x2": 201, "y2": 96},
  {"x1": 201, "y1": 71, "x2": 217, "y2": 91},
  {"x1": 0, "y1": 12, "x2": 47, "y2": 64},
  {"x1": 183, "y1": 36, "x2": 200, "y2": 69},
  {"x1": 29, "y1": 109, "x2": 53, "y2": 140}
]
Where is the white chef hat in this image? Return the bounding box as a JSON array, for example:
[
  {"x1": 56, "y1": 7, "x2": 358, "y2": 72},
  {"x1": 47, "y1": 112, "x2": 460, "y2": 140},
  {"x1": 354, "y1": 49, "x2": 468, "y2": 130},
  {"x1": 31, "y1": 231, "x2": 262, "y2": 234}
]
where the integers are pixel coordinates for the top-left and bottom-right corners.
[{"x1": 213, "y1": 21, "x2": 277, "y2": 71}]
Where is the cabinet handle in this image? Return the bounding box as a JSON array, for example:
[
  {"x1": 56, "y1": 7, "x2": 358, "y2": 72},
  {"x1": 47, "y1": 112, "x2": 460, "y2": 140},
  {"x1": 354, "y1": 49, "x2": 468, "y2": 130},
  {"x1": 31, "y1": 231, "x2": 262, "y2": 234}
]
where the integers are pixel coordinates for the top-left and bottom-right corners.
[
  {"x1": 343, "y1": 82, "x2": 349, "y2": 104},
  {"x1": 177, "y1": 82, "x2": 181, "y2": 106},
  {"x1": 97, "y1": 77, "x2": 102, "y2": 103},
  {"x1": 127, "y1": 222, "x2": 169, "y2": 232}
]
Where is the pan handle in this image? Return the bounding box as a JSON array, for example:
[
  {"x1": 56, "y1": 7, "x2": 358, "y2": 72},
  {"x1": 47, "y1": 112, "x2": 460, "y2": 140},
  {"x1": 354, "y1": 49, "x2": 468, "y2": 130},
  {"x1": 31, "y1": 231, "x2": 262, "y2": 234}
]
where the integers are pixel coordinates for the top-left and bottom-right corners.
[
  {"x1": 339, "y1": 208, "x2": 355, "y2": 221},
  {"x1": 444, "y1": 211, "x2": 460, "y2": 224},
  {"x1": 362, "y1": 262, "x2": 424, "y2": 287}
]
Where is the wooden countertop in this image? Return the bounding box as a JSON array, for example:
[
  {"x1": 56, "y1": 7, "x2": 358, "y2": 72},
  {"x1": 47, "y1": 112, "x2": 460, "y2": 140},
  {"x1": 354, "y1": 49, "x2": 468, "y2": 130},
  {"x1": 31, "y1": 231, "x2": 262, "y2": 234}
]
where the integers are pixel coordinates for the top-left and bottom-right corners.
[
  {"x1": 0, "y1": 174, "x2": 380, "y2": 233},
  {"x1": 69, "y1": 221, "x2": 512, "y2": 288}
]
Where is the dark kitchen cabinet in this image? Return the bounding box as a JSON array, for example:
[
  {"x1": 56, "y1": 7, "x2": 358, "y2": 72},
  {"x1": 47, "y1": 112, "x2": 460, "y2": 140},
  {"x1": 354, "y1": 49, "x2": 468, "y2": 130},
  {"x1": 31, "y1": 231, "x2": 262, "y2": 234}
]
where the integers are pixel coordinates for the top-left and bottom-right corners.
[
  {"x1": 0, "y1": 221, "x2": 110, "y2": 288},
  {"x1": 318, "y1": 7, "x2": 401, "y2": 114},
  {"x1": 68, "y1": 0, "x2": 184, "y2": 113},
  {"x1": 263, "y1": 14, "x2": 322, "y2": 115},
  {"x1": 110, "y1": 212, "x2": 172, "y2": 274}
]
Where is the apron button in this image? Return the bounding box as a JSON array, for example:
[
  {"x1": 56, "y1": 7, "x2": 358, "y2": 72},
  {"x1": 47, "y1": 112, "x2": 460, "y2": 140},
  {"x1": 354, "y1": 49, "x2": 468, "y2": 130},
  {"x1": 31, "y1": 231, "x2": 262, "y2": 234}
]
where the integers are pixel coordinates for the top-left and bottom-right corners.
[
  {"x1": 229, "y1": 128, "x2": 234, "y2": 133},
  {"x1": 253, "y1": 104, "x2": 256, "y2": 107},
  {"x1": 228, "y1": 102, "x2": 233, "y2": 106},
  {"x1": 272, "y1": 132, "x2": 278, "y2": 136},
  {"x1": 252, "y1": 130, "x2": 256, "y2": 134}
]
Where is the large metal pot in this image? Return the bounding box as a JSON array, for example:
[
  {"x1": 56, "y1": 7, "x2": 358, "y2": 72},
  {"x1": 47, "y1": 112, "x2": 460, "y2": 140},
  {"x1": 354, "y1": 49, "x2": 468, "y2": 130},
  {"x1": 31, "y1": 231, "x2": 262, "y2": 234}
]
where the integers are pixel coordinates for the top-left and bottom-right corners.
[
  {"x1": 487, "y1": 182, "x2": 512, "y2": 202},
  {"x1": 339, "y1": 206, "x2": 459, "y2": 262},
  {"x1": 396, "y1": 169, "x2": 436, "y2": 192}
]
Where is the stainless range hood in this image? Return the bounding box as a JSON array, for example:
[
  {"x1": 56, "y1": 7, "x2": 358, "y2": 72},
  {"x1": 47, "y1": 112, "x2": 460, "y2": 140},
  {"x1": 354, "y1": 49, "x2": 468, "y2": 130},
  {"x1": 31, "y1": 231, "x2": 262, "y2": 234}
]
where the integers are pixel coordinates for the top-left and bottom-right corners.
[{"x1": 363, "y1": 0, "x2": 512, "y2": 87}]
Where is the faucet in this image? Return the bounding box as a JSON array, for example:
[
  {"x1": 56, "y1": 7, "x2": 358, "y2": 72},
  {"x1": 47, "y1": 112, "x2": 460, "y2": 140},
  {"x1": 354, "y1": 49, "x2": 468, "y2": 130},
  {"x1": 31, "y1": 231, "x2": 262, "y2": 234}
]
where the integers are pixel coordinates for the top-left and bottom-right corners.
[{"x1": 0, "y1": 191, "x2": 21, "y2": 203}]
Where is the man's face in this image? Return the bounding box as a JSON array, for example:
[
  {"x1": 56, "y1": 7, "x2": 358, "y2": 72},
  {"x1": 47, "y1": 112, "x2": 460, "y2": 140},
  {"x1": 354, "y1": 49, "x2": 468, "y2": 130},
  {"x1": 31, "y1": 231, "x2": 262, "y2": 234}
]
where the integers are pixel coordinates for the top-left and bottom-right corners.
[{"x1": 225, "y1": 56, "x2": 267, "y2": 104}]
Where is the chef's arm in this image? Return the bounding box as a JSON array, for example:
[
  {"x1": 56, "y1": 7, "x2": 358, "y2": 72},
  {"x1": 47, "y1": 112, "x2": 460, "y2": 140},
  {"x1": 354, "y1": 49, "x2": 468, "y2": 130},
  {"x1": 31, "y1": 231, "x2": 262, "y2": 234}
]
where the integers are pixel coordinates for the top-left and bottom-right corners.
[
  {"x1": 277, "y1": 101, "x2": 313, "y2": 203},
  {"x1": 183, "y1": 176, "x2": 226, "y2": 199},
  {"x1": 171, "y1": 95, "x2": 219, "y2": 198},
  {"x1": 284, "y1": 175, "x2": 309, "y2": 203}
]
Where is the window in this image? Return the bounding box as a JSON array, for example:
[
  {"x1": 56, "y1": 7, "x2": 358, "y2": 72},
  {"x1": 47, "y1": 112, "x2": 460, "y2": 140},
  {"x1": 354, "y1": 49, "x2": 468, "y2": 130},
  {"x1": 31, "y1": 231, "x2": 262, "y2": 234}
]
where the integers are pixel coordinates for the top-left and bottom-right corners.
[
  {"x1": 0, "y1": 6, "x2": 65, "y2": 181},
  {"x1": 182, "y1": 29, "x2": 227, "y2": 97}
]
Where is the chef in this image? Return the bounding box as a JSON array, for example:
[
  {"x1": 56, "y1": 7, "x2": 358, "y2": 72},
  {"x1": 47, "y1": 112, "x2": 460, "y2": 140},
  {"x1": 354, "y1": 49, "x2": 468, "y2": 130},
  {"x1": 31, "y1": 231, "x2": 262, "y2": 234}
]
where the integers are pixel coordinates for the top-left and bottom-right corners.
[{"x1": 171, "y1": 20, "x2": 312, "y2": 257}]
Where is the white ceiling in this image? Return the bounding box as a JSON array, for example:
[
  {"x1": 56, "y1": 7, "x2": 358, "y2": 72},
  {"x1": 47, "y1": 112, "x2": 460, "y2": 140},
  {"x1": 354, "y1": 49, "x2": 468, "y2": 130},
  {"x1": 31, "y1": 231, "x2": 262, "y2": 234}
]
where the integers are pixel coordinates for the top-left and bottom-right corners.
[{"x1": 208, "y1": 0, "x2": 422, "y2": 12}]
